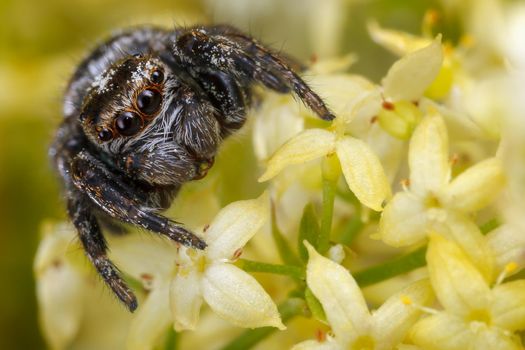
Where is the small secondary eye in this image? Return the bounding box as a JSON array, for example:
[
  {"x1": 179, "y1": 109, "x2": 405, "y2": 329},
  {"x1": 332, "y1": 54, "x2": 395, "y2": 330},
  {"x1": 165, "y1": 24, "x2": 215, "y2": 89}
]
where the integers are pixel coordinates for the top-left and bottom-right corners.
[
  {"x1": 136, "y1": 89, "x2": 162, "y2": 115},
  {"x1": 115, "y1": 111, "x2": 143, "y2": 136},
  {"x1": 150, "y1": 70, "x2": 164, "y2": 84},
  {"x1": 97, "y1": 128, "x2": 113, "y2": 141}
]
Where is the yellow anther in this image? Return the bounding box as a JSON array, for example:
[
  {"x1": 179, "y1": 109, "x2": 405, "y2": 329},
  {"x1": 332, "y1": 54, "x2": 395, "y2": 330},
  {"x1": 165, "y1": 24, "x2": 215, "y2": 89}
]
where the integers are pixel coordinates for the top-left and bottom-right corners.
[
  {"x1": 422, "y1": 9, "x2": 440, "y2": 37},
  {"x1": 405, "y1": 298, "x2": 440, "y2": 315},
  {"x1": 505, "y1": 262, "x2": 518, "y2": 274},
  {"x1": 443, "y1": 42, "x2": 454, "y2": 57},
  {"x1": 401, "y1": 295, "x2": 413, "y2": 305},
  {"x1": 496, "y1": 262, "x2": 519, "y2": 286},
  {"x1": 424, "y1": 9, "x2": 440, "y2": 26},
  {"x1": 401, "y1": 178, "x2": 410, "y2": 192}
]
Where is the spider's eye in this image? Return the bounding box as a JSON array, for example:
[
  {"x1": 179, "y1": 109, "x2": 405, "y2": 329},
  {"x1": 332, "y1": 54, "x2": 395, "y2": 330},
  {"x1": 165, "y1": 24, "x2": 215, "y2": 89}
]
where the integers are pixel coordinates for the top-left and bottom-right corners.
[
  {"x1": 150, "y1": 70, "x2": 164, "y2": 84},
  {"x1": 98, "y1": 128, "x2": 113, "y2": 141},
  {"x1": 115, "y1": 111, "x2": 143, "y2": 136},
  {"x1": 136, "y1": 89, "x2": 162, "y2": 115}
]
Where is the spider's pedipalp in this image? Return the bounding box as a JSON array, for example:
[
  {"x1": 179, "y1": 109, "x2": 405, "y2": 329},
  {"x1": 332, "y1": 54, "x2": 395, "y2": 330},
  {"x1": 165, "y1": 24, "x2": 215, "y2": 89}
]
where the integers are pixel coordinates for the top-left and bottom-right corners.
[{"x1": 70, "y1": 151, "x2": 207, "y2": 250}]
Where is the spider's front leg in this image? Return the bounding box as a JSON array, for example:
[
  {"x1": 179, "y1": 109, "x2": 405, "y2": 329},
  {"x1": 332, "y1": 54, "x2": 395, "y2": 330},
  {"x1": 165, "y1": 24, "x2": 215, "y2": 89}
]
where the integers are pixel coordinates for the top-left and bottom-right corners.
[
  {"x1": 173, "y1": 26, "x2": 335, "y2": 121},
  {"x1": 67, "y1": 194, "x2": 138, "y2": 311},
  {"x1": 70, "y1": 151, "x2": 207, "y2": 249}
]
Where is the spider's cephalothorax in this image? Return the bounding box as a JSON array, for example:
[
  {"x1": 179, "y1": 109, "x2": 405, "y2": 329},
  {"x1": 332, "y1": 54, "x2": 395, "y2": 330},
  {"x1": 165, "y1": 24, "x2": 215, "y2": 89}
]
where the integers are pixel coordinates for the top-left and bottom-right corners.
[{"x1": 50, "y1": 25, "x2": 334, "y2": 311}]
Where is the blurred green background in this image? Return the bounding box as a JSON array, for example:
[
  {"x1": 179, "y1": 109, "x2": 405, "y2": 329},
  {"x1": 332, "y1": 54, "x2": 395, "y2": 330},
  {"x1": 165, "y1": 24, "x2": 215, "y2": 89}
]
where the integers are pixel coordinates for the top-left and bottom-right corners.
[{"x1": 0, "y1": 0, "x2": 459, "y2": 348}]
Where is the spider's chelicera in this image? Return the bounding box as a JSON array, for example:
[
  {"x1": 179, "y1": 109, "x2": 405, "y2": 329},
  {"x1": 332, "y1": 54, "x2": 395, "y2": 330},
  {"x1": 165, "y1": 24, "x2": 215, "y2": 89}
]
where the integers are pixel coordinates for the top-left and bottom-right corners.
[{"x1": 50, "y1": 25, "x2": 334, "y2": 311}]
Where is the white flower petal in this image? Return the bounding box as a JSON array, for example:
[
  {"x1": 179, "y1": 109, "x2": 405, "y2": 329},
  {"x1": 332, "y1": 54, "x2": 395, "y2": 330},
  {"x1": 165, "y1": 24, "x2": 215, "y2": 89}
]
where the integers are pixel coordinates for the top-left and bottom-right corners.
[
  {"x1": 202, "y1": 263, "x2": 284, "y2": 329},
  {"x1": 366, "y1": 123, "x2": 405, "y2": 183},
  {"x1": 410, "y1": 313, "x2": 474, "y2": 350},
  {"x1": 308, "y1": 74, "x2": 378, "y2": 124},
  {"x1": 382, "y1": 36, "x2": 443, "y2": 102},
  {"x1": 444, "y1": 157, "x2": 505, "y2": 212},
  {"x1": 34, "y1": 223, "x2": 85, "y2": 350},
  {"x1": 367, "y1": 21, "x2": 433, "y2": 56},
  {"x1": 127, "y1": 284, "x2": 172, "y2": 350},
  {"x1": 471, "y1": 328, "x2": 522, "y2": 350},
  {"x1": 36, "y1": 262, "x2": 85, "y2": 350},
  {"x1": 305, "y1": 242, "x2": 371, "y2": 340},
  {"x1": 336, "y1": 136, "x2": 391, "y2": 211},
  {"x1": 252, "y1": 93, "x2": 305, "y2": 161},
  {"x1": 491, "y1": 280, "x2": 525, "y2": 331},
  {"x1": 206, "y1": 192, "x2": 269, "y2": 260},
  {"x1": 486, "y1": 224, "x2": 525, "y2": 273},
  {"x1": 372, "y1": 279, "x2": 433, "y2": 348},
  {"x1": 379, "y1": 192, "x2": 428, "y2": 247},
  {"x1": 437, "y1": 212, "x2": 494, "y2": 282},
  {"x1": 259, "y1": 129, "x2": 336, "y2": 182},
  {"x1": 170, "y1": 268, "x2": 203, "y2": 331},
  {"x1": 109, "y1": 233, "x2": 178, "y2": 280},
  {"x1": 427, "y1": 235, "x2": 491, "y2": 317},
  {"x1": 292, "y1": 339, "x2": 340, "y2": 350},
  {"x1": 408, "y1": 113, "x2": 450, "y2": 196}
]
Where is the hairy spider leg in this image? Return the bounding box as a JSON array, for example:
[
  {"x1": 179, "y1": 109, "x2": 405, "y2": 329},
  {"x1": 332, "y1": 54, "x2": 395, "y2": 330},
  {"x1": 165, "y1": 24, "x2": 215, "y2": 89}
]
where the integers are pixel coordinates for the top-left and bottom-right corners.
[
  {"x1": 68, "y1": 195, "x2": 138, "y2": 311},
  {"x1": 70, "y1": 151, "x2": 207, "y2": 249},
  {"x1": 174, "y1": 27, "x2": 335, "y2": 121}
]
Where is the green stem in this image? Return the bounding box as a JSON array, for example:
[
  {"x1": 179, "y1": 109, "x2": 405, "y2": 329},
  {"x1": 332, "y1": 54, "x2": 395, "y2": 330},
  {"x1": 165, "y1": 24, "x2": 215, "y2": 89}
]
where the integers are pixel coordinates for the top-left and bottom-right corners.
[
  {"x1": 480, "y1": 218, "x2": 500, "y2": 235},
  {"x1": 336, "y1": 213, "x2": 363, "y2": 246},
  {"x1": 220, "y1": 298, "x2": 305, "y2": 350},
  {"x1": 318, "y1": 178, "x2": 336, "y2": 254},
  {"x1": 237, "y1": 259, "x2": 305, "y2": 280},
  {"x1": 240, "y1": 246, "x2": 428, "y2": 288},
  {"x1": 271, "y1": 203, "x2": 302, "y2": 266},
  {"x1": 353, "y1": 246, "x2": 427, "y2": 287},
  {"x1": 162, "y1": 328, "x2": 178, "y2": 350}
]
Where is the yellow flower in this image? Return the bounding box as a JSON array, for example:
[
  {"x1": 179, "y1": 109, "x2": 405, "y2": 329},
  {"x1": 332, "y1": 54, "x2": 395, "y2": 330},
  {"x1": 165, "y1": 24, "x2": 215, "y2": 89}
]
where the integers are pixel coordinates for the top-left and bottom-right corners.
[
  {"x1": 169, "y1": 192, "x2": 284, "y2": 331},
  {"x1": 108, "y1": 193, "x2": 283, "y2": 349},
  {"x1": 368, "y1": 17, "x2": 512, "y2": 139},
  {"x1": 257, "y1": 71, "x2": 392, "y2": 212},
  {"x1": 292, "y1": 242, "x2": 432, "y2": 350},
  {"x1": 379, "y1": 111, "x2": 505, "y2": 279},
  {"x1": 257, "y1": 37, "x2": 444, "y2": 212},
  {"x1": 410, "y1": 235, "x2": 525, "y2": 350},
  {"x1": 258, "y1": 126, "x2": 391, "y2": 211}
]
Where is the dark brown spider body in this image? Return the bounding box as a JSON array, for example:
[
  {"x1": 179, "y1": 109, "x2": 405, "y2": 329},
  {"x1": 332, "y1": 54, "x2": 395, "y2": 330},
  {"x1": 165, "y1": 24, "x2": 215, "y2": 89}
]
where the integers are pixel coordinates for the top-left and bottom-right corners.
[{"x1": 50, "y1": 25, "x2": 334, "y2": 311}]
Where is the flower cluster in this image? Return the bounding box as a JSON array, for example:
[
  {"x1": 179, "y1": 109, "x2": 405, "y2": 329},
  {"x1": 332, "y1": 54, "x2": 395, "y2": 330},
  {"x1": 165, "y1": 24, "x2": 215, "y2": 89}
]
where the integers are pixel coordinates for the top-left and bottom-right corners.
[{"x1": 35, "y1": 2, "x2": 525, "y2": 349}]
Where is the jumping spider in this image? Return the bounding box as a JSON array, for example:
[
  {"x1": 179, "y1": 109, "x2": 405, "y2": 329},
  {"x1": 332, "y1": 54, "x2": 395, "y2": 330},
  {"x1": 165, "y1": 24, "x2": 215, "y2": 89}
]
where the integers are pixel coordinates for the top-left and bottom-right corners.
[{"x1": 50, "y1": 25, "x2": 334, "y2": 312}]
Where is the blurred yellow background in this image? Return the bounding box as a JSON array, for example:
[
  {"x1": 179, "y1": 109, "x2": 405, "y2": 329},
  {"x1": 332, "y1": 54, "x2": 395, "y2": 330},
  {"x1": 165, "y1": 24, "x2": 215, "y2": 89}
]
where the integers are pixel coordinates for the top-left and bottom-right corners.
[{"x1": 0, "y1": 0, "x2": 458, "y2": 348}]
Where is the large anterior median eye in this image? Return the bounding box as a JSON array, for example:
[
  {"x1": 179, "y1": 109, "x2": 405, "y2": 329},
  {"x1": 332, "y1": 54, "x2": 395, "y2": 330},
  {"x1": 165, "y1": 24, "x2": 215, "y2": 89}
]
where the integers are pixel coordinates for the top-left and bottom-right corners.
[
  {"x1": 136, "y1": 89, "x2": 162, "y2": 115},
  {"x1": 115, "y1": 111, "x2": 143, "y2": 136}
]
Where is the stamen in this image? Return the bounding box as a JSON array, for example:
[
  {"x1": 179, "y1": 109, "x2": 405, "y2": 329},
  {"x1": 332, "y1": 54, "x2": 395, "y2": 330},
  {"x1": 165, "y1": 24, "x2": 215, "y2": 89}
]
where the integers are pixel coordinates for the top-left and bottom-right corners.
[
  {"x1": 495, "y1": 262, "x2": 518, "y2": 286},
  {"x1": 401, "y1": 178, "x2": 410, "y2": 192},
  {"x1": 232, "y1": 248, "x2": 243, "y2": 261},
  {"x1": 315, "y1": 329, "x2": 326, "y2": 342},
  {"x1": 400, "y1": 295, "x2": 439, "y2": 315}
]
